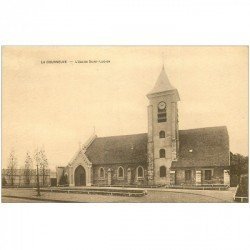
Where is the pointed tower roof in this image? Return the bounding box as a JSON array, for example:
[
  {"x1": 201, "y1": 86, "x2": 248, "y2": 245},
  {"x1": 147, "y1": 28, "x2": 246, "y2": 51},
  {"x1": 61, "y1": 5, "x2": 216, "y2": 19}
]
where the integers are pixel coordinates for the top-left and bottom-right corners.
[{"x1": 147, "y1": 66, "x2": 176, "y2": 96}]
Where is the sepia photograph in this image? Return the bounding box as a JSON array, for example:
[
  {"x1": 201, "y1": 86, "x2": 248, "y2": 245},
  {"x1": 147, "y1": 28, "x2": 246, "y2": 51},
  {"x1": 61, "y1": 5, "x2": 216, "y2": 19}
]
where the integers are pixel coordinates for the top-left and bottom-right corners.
[
  {"x1": 1, "y1": 1, "x2": 250, "y2": 250},
  {"x1": 1, "y1": 46, "x2": 248, "y2": 203}
]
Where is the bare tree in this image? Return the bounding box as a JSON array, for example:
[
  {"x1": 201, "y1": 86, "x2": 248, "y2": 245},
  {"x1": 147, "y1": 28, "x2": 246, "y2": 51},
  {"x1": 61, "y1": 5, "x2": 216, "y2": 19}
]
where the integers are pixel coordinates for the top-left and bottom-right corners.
[
  {"x1": 24, "y1": 152, "x2": 33, "y2": 186},
  {"x1": 34, "y1": 149, "x2": 41, "y2": 196},
  {"x1": 7, "y1": 150, "x2": 17, "y2": 186},
  {"x1": 39, "y1": 148, "x2": 49, "y2": 186}
]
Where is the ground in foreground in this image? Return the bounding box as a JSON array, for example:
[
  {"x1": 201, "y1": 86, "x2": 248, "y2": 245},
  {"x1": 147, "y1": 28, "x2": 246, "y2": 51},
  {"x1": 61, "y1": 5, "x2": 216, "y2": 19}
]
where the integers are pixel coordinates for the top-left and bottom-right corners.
[{"x1": 1, "y1": 187, "x2": 236, "y2": 203}]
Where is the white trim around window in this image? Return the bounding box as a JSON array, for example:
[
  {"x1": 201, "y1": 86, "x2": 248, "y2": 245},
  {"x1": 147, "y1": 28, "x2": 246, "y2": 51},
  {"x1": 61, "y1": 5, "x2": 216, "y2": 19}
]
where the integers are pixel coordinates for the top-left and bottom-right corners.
[
  {"x1": 99, "y1": 167, "x2": 105, "y2": 180},
  {"x1": 137, "y1": 166, "x2": 144, "y2": 180},
  {"x1": 117, "y1": 166, "x2": 124, "y2": 180}
]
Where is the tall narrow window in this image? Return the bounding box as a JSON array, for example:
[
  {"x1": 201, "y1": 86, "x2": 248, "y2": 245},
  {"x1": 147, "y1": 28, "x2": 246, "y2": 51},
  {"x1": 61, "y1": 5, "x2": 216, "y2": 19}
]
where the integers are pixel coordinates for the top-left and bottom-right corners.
[
  {"x1": 185, "y1": 170, "x2": 191, "y2": 181},
  {"x1": 205, "y1": 170, "x2": 212, "y2": 180},
  {"x1": 99, "y1": 167, "x2": 104, "y2": 178},
  {"x1": 158, "y1": 102, "x2": 167, "y2": 123},
  {"x1": 159, "y1": 149, "x2": 165, "y2": 158},
  {"x1": 118, "y1": 167, "x2": 124, "y2": 179},
  {"x1": 159, "y1": 130, "x2": 165, "y2": 138},
  {"x1": 160, "y1": 166, "x2": 166, "y2": 177},
  {"x1": 137, "y1": 166, "x2": 144, "y2": 178}
]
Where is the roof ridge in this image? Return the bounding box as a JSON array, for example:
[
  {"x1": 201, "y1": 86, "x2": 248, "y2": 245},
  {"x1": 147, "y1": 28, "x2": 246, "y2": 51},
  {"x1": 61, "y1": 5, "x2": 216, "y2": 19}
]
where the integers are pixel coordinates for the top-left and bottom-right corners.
[
  {"x1": 179, "y1": 126, "x2": 227, "y2": 132},
  {"x1": 96, "y1": 132, "x2": 147, "y2": 139},
  {"x1": 83, "y1": 133, "x2": 97, "y2": 150}
]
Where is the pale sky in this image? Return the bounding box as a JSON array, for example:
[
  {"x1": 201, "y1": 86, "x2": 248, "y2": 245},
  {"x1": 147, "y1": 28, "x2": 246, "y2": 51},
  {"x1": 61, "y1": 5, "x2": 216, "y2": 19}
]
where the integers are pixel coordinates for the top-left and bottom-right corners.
[{"x1": 2, "y1": 46, "x2": 248, "y2": 171}]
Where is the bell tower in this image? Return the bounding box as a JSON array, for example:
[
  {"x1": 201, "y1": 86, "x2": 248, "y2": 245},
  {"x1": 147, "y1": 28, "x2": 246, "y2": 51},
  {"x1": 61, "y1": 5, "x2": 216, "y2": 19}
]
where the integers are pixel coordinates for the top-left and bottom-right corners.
[{"x1": 147, "y1": 66, "x2": 180, "y2": 185}]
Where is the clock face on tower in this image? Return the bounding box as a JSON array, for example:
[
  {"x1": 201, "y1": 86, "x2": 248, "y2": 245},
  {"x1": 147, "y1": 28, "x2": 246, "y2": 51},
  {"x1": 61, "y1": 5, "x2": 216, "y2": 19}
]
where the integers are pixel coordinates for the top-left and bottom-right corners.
[{"x1": 158, "y1": 101, "x2": 166, "y2": 110}]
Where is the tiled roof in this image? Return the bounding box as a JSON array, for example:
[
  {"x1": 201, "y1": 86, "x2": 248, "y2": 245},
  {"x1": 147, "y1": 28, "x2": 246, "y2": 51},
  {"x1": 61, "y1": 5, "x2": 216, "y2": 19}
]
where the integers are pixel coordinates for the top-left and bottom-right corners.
[
  {"x1": 85, "y1": 126, "x2": 229, "y2": 167},
  {"x1": 85, "y1": 133, "x2": 148, "y2": 165},
  {"x1": 172, "y1": 126, "x2": 230, "y2": 168}
]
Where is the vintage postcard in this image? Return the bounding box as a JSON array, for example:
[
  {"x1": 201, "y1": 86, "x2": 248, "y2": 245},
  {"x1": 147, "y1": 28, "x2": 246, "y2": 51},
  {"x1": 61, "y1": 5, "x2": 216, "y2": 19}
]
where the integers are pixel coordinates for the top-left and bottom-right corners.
[{"x1": 1, "y1": 46, "x2": 248, "y2": 203}]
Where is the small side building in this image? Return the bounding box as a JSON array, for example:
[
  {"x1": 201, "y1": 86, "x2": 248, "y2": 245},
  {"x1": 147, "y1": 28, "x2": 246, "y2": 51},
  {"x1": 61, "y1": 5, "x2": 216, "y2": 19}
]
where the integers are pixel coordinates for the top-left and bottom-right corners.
[{"x1": 171, "y1": 127, "x2": 230, "y2": 185}]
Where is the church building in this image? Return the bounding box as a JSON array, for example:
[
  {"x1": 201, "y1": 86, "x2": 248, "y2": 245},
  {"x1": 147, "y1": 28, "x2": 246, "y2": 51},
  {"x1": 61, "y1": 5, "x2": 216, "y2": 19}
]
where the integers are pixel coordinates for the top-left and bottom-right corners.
[{"x1": 56, "y1": 67, "x2": 230, "y2": 187}]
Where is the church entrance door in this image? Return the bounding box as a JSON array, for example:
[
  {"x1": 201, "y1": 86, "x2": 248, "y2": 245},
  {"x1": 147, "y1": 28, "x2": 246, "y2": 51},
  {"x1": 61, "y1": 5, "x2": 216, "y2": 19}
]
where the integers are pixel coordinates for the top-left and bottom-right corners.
[{"x1": 74, "y1": 166, "x2": 86, "y2": 186}]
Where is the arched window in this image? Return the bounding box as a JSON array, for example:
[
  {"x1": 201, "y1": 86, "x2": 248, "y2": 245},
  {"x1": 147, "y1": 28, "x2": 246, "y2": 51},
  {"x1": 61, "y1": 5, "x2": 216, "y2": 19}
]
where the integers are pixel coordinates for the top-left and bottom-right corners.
[
  {"x1": 99, "y1": 167, "x2": 104, "y2": 178},
  {"x1": 159, "y1": 149, "x2": 165, "y2": 158},
  {"x1": 118, "y1": 167, "x2": 124, "y2": 179},
  {"x1": 137, "y1": 166, "x2": 144, "y2": 178},
  {"x1": 159, "y1": 130, "x2": 165, "y2": 138},
  {"x1": 160, "y1": 166, "x2": 166, "y2": 177}
]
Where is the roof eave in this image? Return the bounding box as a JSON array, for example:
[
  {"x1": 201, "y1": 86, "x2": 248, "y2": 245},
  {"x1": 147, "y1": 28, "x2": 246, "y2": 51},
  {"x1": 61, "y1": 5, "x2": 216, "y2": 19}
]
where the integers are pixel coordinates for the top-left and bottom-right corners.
[{"x1": 147, "y1": 89, "x2": 180, "y2": 101}]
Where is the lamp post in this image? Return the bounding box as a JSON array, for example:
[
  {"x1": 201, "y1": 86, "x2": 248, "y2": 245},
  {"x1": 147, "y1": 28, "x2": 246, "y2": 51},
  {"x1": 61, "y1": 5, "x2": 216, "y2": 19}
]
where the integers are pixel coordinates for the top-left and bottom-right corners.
[{"x1": 36, "y1": 163, "x2": 41, "y2": 196}]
